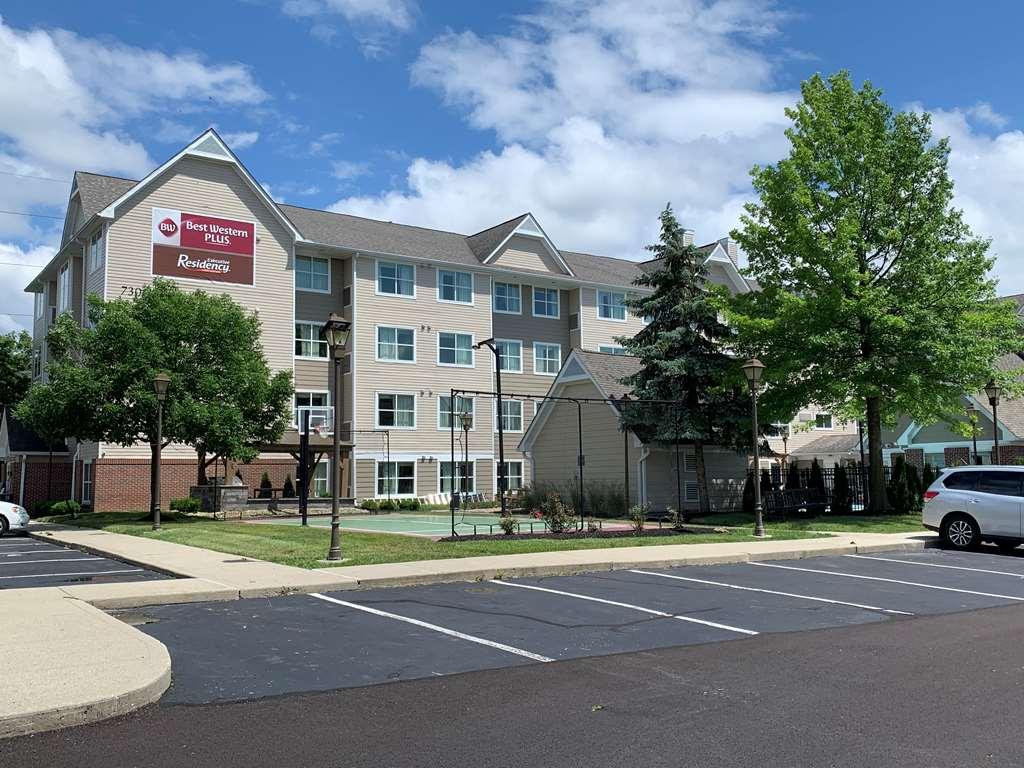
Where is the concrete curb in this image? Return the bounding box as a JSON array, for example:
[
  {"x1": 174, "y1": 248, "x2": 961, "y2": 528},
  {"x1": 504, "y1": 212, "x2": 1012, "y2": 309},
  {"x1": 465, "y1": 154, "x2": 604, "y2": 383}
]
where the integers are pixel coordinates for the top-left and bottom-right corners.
[{"x1": 0, "y1": 592, "x2": 171, "y2": 740}]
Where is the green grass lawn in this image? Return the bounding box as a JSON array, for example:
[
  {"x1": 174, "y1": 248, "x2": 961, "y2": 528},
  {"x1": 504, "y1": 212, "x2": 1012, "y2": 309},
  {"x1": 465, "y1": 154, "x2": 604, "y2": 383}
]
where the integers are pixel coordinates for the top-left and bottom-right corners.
[
  {"x1": 42, "y1": 511, "x2": 820, "y2": 570},
  {"x1": 689, "y1": 512, "x2": 926, "y2": 534}
]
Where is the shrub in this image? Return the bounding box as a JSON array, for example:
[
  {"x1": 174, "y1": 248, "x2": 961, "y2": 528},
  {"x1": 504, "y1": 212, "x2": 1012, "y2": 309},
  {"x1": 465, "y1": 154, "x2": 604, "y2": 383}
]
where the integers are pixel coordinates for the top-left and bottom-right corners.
[
  {"x1": 887, "y1": 455, "x2": 912, "y2": 514},
  {"x1": 808, "y1": 459, "x2": 826, "y2": 495},
  {"x1": 49, "y1": 499, "x2": 82, "y2": 517},
  {"x1": 378, "y1": 499, "x2": 398, "y2": 512},
  {"x1": 32, "y1": 500, "x2": 60, "y2": 517},
  {"x1": 520, "y1": 480, "x2": 578, "y2": 514},
  {"x1": 586, "y1": 516, "x2": 600, "y2": 533},
  {"x1": 665, "y1": 506, "x2": 685, "y2": 532},
  {"x1": 540, "y1": 492, "x2": 575, "y2": 533},
  {"x1": 628, "y1": 503, "x2": 648, "y2": 534},
  {"x1": 922, "y1": 463, "x2": 937, "y2": 491},
  {"x1": 282, "y1": 474, "x2": 296, "y2": 499},
  {"x1": 399, "y1": 498, "x2": 421, "y2": 511},
  {"x1": 585, "y1": 480, "x2": 626, "y2": 518},
  {"x1": 905, "y1": 464, "x2": 924, "y2": 513},
  {"x1": 361, "y1": 499, "x2": 379, "y2": 512},
  {"x1": 169, "y1": 497, "x2": 201, "y2": 514},
  {"x1": 785, "y1": 466, "x2": 803, "y2": 489},
  {"x1": 257, "y1": 472, "x2": 273, "y2": 499},
  {"x1": 499, "y1": 513, "x2": 519, "y2": 535},
  {"x1": 831, "y1": 464, "x2": 852, "y2": 515}
]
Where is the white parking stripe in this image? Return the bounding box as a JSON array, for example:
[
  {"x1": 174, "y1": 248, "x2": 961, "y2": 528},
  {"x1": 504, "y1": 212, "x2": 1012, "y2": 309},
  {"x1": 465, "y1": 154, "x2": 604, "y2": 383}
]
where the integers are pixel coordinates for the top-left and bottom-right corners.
[
  {"x1": 490, "y1": 579, "x2": 759, "y2": 636},
  {"x1": 0, "y1": 569, "x2": 143, "y2": 580},
  {"x1": 1, "y1": 550, "x2": 71, "y2": 556},
  {"x1": 844, "y1": 554, "x2": 1024, "y2": 579},
  {"x1": 0, "y1": 557, "x2": 103, "y2": 566},
  {"x1": 310, "y1": 593, "x2": 554, "y2": 663},
  {"x1": 629, "y1": 569, "x2": 913, "y2": 616},
  {"x1": 749, "y1": 562, "x2": 1024, "y2": 601}
]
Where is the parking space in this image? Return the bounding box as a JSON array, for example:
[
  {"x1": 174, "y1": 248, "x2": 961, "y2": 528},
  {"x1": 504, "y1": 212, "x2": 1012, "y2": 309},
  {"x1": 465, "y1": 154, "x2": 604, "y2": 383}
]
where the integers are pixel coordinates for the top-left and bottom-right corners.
[
  {"x1": 0, "y1": 535, "x2": 169, "y2": 589},
  {"x1": 133, "y1": 546, "x2": 1024, "y2": 704}
]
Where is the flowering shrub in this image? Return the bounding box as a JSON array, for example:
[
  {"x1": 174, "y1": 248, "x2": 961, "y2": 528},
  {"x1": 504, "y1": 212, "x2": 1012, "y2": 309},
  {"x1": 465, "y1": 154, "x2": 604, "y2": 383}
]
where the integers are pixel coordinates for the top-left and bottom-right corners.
[{"x1": 541, "y1": 492, "x2": 575, "y2": 533}]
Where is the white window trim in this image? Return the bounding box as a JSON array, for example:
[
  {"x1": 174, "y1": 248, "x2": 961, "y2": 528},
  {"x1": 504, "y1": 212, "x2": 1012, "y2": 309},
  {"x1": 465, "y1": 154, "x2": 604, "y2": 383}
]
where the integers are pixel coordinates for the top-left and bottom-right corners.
[
  {"x1": 495, "y1": 398, "x2": 526, "y2": 434},
  {"x1": 437, "y1": 395, "x2": 476, "y2": 432},
  {"x1": 374, "y1": 459, "x2": 418, "y2": 498},
  {"x1": 374, "y1": 259, "x2": 417, "y2": 300},
  {"x1": 531, "y1": 286, "x2": 561, "y2": 319},
  {"x1": 375, "y1": 391, "x2": 417, "y2": 430},
  {"x1": 87, "y1": 226, "x2": 106, "y2": 275},
  {"x1": 532, "y1": 341, "x2": 561, "y2": 377},
  {"x1": 294, "y1": 320, "x2": 329, "y2": 361},
  {"x1": 494, "y1": 338, "x2": 523, "y2": 374},
  {"x1": 436, "y1": 269, "x2": 475, "y2": 306},
  {"x1": 439, "y1": 460, "x2": 476, "y2": 494},
  {"x1": 598, "y1": 345, "x2": 626, "y2": 355},
  {"x1": 81, "y1": 461, "x2": 93, "y2": 504},
  {"x1": 295, "y1": 254, "x2": 332, "y2": 294},
  {"x1": 495, "y1": 460, "x2": 524, "y2": 492},
  {"x1": 436, "y1": 331, "x2": 475, "y2": 369},
  {"x1": 814, "y1": 413, "x2": 834, "y2": 430},
  {"x1": 596, "y1": 289, "x2": 627, "y2": 322},
  {"x1": 374, "y1": 324, "x2": 417, "y2": 364},
  {"x1": 492, "y1": 281, "x2": 522, "y2": 315}
]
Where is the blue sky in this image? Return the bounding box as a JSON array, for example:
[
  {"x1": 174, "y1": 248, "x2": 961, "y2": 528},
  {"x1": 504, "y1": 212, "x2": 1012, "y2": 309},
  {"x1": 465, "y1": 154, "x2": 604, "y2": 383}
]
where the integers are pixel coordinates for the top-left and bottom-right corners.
[{"x1": 2, "y1": 1, "x2": 1023, "y2": 331}]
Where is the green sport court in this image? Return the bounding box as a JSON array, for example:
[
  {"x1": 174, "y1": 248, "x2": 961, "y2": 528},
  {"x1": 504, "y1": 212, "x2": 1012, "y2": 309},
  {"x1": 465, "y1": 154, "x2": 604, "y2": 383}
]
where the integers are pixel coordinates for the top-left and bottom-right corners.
[{"x1": 264, "y1": 512, "x2": 554, "y2": 537}]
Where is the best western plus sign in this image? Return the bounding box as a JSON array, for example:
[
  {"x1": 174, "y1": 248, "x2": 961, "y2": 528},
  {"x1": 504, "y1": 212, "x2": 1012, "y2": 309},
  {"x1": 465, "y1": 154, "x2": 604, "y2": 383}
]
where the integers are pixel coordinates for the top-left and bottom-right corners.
[{"x1": 151, "y1": 207, "x2": 255, "y2": 285}]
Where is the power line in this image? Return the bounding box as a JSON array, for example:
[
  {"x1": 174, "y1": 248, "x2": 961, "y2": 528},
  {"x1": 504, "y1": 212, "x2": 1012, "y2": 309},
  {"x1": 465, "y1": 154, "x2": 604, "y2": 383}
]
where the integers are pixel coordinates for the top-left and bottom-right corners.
[
  {"x1": 0, "y1": 261, "x2": 49, "y2": 268},
  {"x1": 0, "y1": 170, "x2": 70, "y2": 184},
  {"x1": 0, "y1": 209, "x2": 63, "y2": 220}
]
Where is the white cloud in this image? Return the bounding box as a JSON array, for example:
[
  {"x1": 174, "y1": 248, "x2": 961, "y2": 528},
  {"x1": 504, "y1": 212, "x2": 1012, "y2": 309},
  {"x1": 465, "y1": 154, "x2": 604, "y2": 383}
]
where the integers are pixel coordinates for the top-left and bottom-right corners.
[
  {"x1": 332, "y1": 0, "x2": 793, "y2": 257},
  {"x1": 0, "y1": 241, "x2": 53, "y2": 333},
  {"x1": 332, "y1": 160, "x2": 370, "y2": 180},
  {"x1": 280, "y1": 0, "x2": 418, "y2": 55},
  {"x1": 220, "y1": 131, "x2": 260, "y2": 149}
]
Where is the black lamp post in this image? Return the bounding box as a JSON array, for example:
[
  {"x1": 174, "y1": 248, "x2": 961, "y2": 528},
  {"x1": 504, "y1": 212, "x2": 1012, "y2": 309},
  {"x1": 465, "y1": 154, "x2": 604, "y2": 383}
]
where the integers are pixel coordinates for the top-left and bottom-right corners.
[
  {"x1": 742, "y1": 358, "x2": 767, "y2": 538},
  {"x1": 152, "y1": 372, "x2": 170, "y2": 531},
  {"x1": 322, "y1": 312, "x2": 352, "y2": 561},
  {"x1": 475, "y1": 337, "x2": 507, "y2": 515},
  {"x1": 965, "y1": 404, "x2": 979, "y2": 465},
  {"x1": 985, "y1": 379, "x2": 1002, "y2": 465},
  {"x1": 460, "y1": 408, "x2": 472, "y2": 508}
]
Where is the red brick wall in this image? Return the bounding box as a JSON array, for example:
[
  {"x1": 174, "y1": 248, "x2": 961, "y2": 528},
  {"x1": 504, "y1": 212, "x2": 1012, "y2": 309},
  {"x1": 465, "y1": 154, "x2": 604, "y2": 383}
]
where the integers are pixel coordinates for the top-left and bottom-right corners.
[
  {"x1": 944, "y1": 447, "x2": 970, "y2": 467},
  {"x1": 992, "y1": 444, "x2": 1024, "y2": 466},
  {"x1": 904, "y1": 448, "x2": 924, "y2": 469},
  {"x1": 21, "y1": 458, "x2": 73, "y2": 514}
]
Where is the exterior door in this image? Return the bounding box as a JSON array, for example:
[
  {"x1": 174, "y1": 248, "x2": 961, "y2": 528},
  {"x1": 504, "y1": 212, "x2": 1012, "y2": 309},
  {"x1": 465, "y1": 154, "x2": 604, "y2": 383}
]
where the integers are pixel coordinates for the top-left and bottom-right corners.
[{"x1": 974, "y1": 471, "x2": 1023, "y2": 538}]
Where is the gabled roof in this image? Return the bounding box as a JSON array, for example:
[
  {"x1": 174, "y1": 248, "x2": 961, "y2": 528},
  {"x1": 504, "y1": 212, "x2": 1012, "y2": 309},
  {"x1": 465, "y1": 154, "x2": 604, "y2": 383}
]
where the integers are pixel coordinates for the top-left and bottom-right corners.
[
  {"x1": 791, "y1": 433, "x2": 863, "y2": 457},
  {"x1": 0, "y1": 408, "x2": 68, "y2": 455},
  {"x1": 969, "y1": 352, "x2": 1024, "y2": 439},
  {"x1": 75, "y1": 172, "x2": 135, "y2": 222},
  {"x1": 466, "y1": 214, "x2": 528, "y2": 261}
]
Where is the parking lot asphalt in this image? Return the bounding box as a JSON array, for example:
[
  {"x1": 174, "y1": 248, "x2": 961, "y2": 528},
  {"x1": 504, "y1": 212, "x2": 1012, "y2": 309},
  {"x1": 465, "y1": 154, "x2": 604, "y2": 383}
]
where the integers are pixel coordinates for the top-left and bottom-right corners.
[
  {"x1": 129, "y1": 545, "x2": 1024, "y2": 705},
  {"x1": 0, "y1": 535, "x2": 169, "y2": 589}
]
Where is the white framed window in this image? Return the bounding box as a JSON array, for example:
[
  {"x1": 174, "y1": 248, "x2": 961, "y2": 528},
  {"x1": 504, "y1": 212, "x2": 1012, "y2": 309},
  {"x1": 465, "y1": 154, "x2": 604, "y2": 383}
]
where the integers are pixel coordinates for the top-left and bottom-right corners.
[
  {"x1": 438, "y1": 395, "x2": 475, "y2": 430},
  {"x1": 296, "y1": 255, "x2": 330, "y2": 292},
  {"x1": 496, "y1": 339, "x2": 522, "y2": 373},
  {"x1": 493, "y1": 282, "x2": 521, "y2": 314},
  {"x1": 57, "y1": 263, "x2": 71, "y2": 314},
  {"x1": 597, "y1": 290, "x2": 626, "y2": 321},
  {"x1": 81, "y1": 462, "x2": 93, "y2": 504},
  {"x1": 440, "y1": 461, "x2": 475, "y2": 494},
  {"x1": 497, "y1": 399, "x2": 524, "y2": 433},
  {"x1": 87, "y1": 227, "x2": 105, "y2": 274},
  {"x1": 33, "y1": 292, "x2": 44, "y2": 320},
  {"x1": 533, "y1": 342, "x2": 561, "y2": 376},
  {"x1": 294, "y1": 322, "x2": 328, "y2": 359},
  {"x1": 533, "y1": 287, "x2": 560, "y2": 318},
  {"x1": 376, "y1": 326, "x2": 415, "y2": 363},
  {"x1": 438, "y1": 332, "x2": 474, "y2": 367},
  {"x1": 598, "y1": 345, "x2": 628, "y2": 355},
  {"x1": 376, "y1": 260, "x2": 415, "y2": 297},
  {"x1": 377, "y1": 461, "x2": 416, "y2": 497},
  {"x1": 31, "y1": 350, "x2": 41, "y2": 379},
  {"x1": 437, "y1": 269, "x2": 473, "y2": 304},
  {"x1": 294, "y1": 391, "x2": 330, "y2": 428},
  {"x1": 497, "y1": 460, "x2": 524, "y2": 491},
  {"x1": 310, "y1": 461, "x2": 330, "y2": 498},
  {"x1": 815, "y1": 413, "x2": 834, "y2": 430},
  {"x1": 376, "y1": 393, "x2": 416, "y2": 428}
]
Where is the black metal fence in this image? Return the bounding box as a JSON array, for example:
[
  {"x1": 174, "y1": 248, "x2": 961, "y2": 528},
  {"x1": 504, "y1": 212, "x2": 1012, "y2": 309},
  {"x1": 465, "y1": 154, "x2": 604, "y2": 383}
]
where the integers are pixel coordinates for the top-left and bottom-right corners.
[{"x1": 753, "y1": 465, "x2": 895, "y2": 518}]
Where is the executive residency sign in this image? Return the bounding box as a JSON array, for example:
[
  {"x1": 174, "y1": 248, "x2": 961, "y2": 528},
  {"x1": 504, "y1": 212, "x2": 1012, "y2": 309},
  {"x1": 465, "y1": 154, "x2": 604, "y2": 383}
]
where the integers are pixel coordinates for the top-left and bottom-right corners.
[{"x1": 151, "y1": 207, "x2": 255, "y2": 285}]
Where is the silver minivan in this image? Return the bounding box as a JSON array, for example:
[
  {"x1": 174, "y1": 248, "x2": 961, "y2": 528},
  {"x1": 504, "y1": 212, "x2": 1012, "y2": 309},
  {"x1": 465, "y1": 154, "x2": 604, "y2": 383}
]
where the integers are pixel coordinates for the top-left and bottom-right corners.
[{"x1": 923, "y1": 466, "x2": 1024, "y2": 551}]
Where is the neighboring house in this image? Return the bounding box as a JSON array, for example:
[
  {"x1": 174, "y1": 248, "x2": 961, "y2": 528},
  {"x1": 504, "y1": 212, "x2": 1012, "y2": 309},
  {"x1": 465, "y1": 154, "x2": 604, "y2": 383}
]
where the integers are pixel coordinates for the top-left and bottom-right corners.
[
  {"x1": 23, "y1": 128, "x2": 750, "y2": 511},
  {"x1": 767, "y1": 409, "x2": 861, "y2": 469},
  {"x1": 0, "y1": 408, "x2": 71, "y2": 507},
  {"x1": 519, "y1": 350, "x2": 748, "y2": 513}
]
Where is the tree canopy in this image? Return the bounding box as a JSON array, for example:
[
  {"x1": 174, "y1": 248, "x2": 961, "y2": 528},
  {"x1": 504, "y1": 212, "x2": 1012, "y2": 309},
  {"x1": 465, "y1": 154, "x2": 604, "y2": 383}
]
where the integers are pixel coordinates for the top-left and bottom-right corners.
[
  {"x1": 727, "y1": 71, "x2": 1020, "y2": 509},
  {"x1": 0, "y1": 330, "x2": 32, "y2": 407}
]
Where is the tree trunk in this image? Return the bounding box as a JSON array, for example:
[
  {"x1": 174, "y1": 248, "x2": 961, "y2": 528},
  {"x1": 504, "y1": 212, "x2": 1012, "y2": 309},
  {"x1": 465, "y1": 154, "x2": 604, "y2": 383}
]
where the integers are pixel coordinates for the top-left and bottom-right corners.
[
  {"x1": 693, "y1": 439, "x2": 711, "y2": 519},
  {"x1": 148, "y1": 441, "x2": 160, "y2": 522},
  {"x1": 866, "y1": 396, "x2": 888, "y2": 513},
  {"x1": 196, "y1": 447, "x2": 208, "y2": 486}
]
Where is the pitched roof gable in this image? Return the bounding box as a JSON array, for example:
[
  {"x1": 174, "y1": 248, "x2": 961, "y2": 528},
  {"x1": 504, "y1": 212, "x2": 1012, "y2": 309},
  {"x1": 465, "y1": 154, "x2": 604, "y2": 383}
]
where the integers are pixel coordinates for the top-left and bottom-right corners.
[{"x1": 466, "y1": 214, "x2": 528, "y2": 261}]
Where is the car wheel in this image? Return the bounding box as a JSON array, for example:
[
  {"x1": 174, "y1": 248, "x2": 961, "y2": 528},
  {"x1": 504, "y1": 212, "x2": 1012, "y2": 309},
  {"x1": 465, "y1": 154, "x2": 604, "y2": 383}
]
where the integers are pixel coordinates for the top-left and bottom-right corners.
[
  {"x1": 997, "y1": 540, "x2": 1019, "y2": 554},
  {"x1": 0, "y1": 516, "x2": 8, "y2": 538},
  {"x1": 941, "y1": 513, "x2": 980, "y2": 551}
]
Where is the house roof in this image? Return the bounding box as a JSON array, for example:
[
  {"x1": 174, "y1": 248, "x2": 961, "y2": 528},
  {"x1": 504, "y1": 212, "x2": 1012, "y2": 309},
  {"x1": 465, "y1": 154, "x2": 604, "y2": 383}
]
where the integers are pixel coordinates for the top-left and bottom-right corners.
[
  {"x1": 74, "y1": 172, "x2": 136, "y2": 223},
  {"x1": 972, "y1": 352, "x2": 1024, "y2": 438},
  {"x1": 573, "y1": 350, "x2": 641, "y2": 400},
  {"x1": 465, "y1": 214, "x2": 529, "y2": 261},
  {"x1": 0, "y1": 408, "x2": 68, "y2": 454},
  {"x1": 791, "y1": 433, "x2": 863, "y2": 457}
]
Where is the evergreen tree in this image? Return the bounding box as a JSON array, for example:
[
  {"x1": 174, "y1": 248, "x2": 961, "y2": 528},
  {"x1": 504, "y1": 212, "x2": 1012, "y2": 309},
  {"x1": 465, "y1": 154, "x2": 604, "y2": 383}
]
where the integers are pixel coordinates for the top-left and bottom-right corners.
[
  {"x1": 887, "y1": 456, "x2": 911, "y2": 514},
  {"x1": 741, "y1": 472, "x2": 755, "y2": 517},
  {"x1": 258, "y1": 472, "x2": 273, "y2": 499},
  {"x1": 282, "y1": 474, "x2": 296, "y2": 499},
  {"x1": 832, "y1": 463, "x2": 853, "y2": 515},
  {"x1": 922, "y1": 463, "x2": 937, "y2": 491},
  {"x1": 621, "y1": 205, "x2": 749, "y2": 515},
  {"x1": 785, "y1": 465, "x2": 803, "y2": 489},
  {"x1": 905, "y1": 464, "x2": 923, "y2": 513},
  {"x1": 808, "y1": 458, "x2": 826, "y2": 495}
]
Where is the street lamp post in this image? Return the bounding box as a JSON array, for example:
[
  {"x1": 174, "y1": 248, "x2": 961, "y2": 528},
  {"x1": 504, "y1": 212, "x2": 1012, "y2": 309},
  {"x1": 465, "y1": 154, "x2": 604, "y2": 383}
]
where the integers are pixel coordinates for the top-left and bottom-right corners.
[
  {"x1": 151, "y1": 372, "x2": 171, "y2": 531},
  {"x1": 460, "y1": 408, "x2": 472, "y2": 509},
  {"x1": 322, "y1": 312, "x2": 352, "y2": 562},
  {"x1": 475, "y1": 338, "x2": 507, "y2": 516},
  {"x1": 965, "y1": 404, "x2": 979, "y2": 465},
  {"x1": 742, "y1": 358, "x2": 767, "y2": 538},
  {"x1": 985, "y1": 380, "x2": 1002, "y2": 465}
]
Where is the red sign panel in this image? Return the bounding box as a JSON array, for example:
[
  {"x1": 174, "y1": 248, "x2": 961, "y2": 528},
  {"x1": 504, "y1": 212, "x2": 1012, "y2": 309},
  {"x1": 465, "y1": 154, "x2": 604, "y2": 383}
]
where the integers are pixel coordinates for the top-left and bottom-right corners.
[
  {"x1": 151, "y1": 207, "x2": 255, "y2": 286},
  {"x1": 152, "y1": 245, "x2": 254, "y2": 285}
]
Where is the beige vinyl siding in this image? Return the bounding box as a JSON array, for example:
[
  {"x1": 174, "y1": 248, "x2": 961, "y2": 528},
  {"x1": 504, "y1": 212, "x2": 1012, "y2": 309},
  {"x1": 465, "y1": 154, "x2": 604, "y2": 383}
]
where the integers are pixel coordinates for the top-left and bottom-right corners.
[
  {"x1": 353, "y1": 255, "x2": 494, "y2": 457},
  {"x1": 294, "y1": 358, "x2": 331, "y2": 393},
  {"x1": 294, "y1": 254, "x2": 348, "y2": 319},
  {"x1": 643, "y1": 447, "x2": 746, "y2": 512},
  {"x1": 578, "y1": 287, "x2": 645, "y2": 352},
  {"x1": 101, "y1": 155, "x2": 294, "y2": 458},
  {"x1": 768, "y1": 408, "x2": 859, "y2": 457},
  {"x1": 490, "y1": 234, "x2": 568, "y2": 275}
]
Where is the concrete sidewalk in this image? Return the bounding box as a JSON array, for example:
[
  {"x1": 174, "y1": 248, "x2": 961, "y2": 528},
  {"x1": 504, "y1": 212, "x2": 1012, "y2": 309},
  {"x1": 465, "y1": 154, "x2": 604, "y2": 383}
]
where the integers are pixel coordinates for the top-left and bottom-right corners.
[{"x1": 0, "y1": 588, "x2": 170, "y2": 739}]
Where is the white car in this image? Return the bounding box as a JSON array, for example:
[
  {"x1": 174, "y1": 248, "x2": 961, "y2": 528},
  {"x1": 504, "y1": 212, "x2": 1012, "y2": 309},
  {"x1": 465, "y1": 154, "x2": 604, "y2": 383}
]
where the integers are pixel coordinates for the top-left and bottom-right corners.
[
  {"x1": 923, "y1": 466, "x2": 1024, "y2": 551},
  {"x1": 0, "y1": 500, "x2": 30, "y2": 537}
]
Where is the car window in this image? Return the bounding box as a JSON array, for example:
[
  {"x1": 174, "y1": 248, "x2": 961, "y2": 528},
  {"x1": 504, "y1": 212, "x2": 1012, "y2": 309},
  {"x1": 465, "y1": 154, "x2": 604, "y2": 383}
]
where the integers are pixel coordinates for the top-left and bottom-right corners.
[
  {"x1": 977, "y1": 471, "x2": 1024, "y2": 498},
  {"x1": 942, "y1": 471, "x2": 979, "y2": 491}
]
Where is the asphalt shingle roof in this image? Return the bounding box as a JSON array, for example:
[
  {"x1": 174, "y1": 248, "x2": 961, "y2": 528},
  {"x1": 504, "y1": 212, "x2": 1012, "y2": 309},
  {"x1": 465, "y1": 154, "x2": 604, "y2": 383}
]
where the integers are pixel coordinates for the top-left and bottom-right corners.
[
  {"x1": 791, "y1": 433, "x2": 863, "y2": 456},
  {"x1": 974, "y1": 352, "x2": 1024, "y2": 437},
  {"x1": 575, "y1": 350, "x2": 642, "y2": 399},
  {"x1": 465, "y1": 214, "x2": 529, "y2": 261},
  {"x1": 74, "y1": 172, "x2": 135, "y2": 222}
]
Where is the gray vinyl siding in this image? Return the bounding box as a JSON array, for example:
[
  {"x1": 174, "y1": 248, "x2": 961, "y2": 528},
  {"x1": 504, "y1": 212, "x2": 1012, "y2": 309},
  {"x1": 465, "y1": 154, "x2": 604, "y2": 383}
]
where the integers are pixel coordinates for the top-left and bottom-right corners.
[{"x1": 644, "y1": 447, "x2": 746, "y2": 513}]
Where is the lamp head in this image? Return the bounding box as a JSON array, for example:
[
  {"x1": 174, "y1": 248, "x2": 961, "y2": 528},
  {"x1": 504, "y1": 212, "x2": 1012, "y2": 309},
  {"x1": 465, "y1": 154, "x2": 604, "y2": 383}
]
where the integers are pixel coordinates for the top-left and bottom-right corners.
[
  {"x1": 742, "y1": 358, "x2": 765, "y2": 389},
  {"x1": 985, "y1": 379, "x2": 1001, "y2": 406},
  {"x1": 322, "y1": 312, "x2": 352, "y2": 350},
  {"x1": 153, "y1": 372, "x2": 171, "y2": 401}
]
